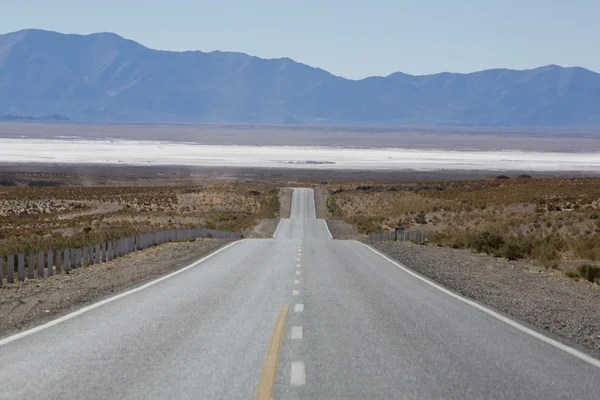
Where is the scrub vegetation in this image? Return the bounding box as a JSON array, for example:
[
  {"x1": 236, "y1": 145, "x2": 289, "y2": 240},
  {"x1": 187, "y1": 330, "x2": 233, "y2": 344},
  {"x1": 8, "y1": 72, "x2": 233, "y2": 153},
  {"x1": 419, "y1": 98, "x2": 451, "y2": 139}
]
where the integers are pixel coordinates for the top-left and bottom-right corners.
[
  {"x1": 326, "y1": 177, "x2": 600, "y2": 281},
  {"x1": 0, "y1": 183, "x2": 279, "y2": 258}
]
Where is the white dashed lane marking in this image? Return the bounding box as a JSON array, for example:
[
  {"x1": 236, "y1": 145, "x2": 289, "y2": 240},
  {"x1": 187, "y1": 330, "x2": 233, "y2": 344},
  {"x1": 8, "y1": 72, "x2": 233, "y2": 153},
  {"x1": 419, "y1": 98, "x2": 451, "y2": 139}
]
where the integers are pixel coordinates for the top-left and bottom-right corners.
[
  {"x1": 293, "y1": 290, "x2": 299, "y2": 296},
  {"x1": 294, "y1": 304, "x2": 304, "y2": 313},
  {"x1": 290, "y1": 362, "x2": 306, "y2": 386},
  {"x1": 291, "y1": 326, "x2": 303, "y2": 340},
  {"x1": 294, "y1": 279, "x2": 300, "y2": 284},
  {"x1": 296, "y1": 271, "x2": 300, "y2": 275}
]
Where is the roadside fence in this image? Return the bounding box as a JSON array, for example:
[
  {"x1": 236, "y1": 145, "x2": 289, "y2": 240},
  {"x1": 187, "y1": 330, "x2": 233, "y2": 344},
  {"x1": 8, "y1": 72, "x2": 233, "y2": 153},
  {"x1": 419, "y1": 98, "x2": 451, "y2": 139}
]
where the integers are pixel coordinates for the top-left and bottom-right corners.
[
  {"x1": 367, "y1": 228, "x2": 427, "y2": 244},
  {"x1": 0, "y1": 228, "x2": 240, "y2": 287}
]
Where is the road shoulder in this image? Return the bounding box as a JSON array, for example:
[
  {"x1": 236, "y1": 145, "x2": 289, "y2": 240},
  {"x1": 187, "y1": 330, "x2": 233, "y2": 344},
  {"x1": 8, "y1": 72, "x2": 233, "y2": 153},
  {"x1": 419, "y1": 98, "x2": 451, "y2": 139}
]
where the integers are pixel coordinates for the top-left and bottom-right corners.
[
  {"x1": 369, "y1": 241, "x2": 600, "y2": 352},
  {"x1": 0, "y1": 239, "x2": 233, "y2": 338}
]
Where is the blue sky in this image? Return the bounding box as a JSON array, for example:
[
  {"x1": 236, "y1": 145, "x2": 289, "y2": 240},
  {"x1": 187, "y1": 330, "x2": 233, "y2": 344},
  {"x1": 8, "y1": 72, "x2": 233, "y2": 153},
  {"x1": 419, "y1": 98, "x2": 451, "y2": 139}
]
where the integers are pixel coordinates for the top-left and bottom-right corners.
[{"x1": 1, "y1": 0, "x2": 598, "y2": 79}]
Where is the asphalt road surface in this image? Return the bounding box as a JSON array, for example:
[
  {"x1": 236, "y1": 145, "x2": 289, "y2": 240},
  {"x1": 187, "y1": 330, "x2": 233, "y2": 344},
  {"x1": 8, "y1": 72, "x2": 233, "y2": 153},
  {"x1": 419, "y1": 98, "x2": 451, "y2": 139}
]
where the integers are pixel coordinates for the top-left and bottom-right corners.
[{"x1": 0, "y1": 188, "x2": 599, "y2": 399}]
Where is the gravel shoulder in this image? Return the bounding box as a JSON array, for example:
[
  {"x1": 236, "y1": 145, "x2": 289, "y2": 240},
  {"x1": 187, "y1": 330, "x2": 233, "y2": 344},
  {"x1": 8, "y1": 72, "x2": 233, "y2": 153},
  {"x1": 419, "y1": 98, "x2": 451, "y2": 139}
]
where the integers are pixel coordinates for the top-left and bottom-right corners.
[
  {"x1": 279, "y1": 188, "x2": 293, "y2": 218},
  {"x1": 0, "y1": 239, "x2": 233, "y2": 338},
  {"x1": 326, "y1": 219, "x2": 363, "y2": 240},
  {"x1": 243, "y1": 218, "x2": 279, "y2": 238},
  {"x1": 313, "y1": 187, "x2": 329, "y2": 219},
  {"x1": 369, "y1": 241, "x2": 600, "y2": 353}
]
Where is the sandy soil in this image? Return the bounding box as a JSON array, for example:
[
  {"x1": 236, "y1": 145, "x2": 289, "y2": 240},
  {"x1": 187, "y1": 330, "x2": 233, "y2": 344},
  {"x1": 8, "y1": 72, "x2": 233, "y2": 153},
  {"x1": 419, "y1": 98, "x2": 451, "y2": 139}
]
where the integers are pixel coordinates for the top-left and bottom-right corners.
[
  {"x1": 370, "y1": 241, "x2": 600, "y2": 353},
  {"x1": 0, "y1": 239, "x2": 232, "y2": 338}
]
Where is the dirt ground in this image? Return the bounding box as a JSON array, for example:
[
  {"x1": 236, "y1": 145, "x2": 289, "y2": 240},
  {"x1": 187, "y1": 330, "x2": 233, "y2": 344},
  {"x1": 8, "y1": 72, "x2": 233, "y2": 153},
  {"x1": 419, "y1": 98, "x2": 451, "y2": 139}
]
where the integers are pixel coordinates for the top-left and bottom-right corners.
[
  {"x1": 370, "y1": 241, "x2": 600, "y2": 353},
  {"x1": 0, "y1": 239, "x2": 232, "y2": 337}
]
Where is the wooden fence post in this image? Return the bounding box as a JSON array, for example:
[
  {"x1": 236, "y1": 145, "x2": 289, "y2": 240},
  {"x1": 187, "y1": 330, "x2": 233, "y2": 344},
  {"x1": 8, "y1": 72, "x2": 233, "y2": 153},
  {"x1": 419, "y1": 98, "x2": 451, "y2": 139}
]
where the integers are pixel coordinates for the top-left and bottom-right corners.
[
  {"x1": 95, "y1": 244, "x2": 101, "y2": 264},
  {"x1": 107, "y1": 241, "x2": 113, "y2": 261},
  {"x1": 47, "y1": 249, "x2": 54, "y2": 277},
  {"x1": 64, "y1": 249, "x2": 70, "y2": 272},
  {"x1": 71, "y1": 248, "x2": 77, "y2": 269},
  {"x1": 27, "y1": 252, "x2": 34, "y2": 279},
  {"x1": 7, "y1": 253, "x2": 14, "y2": 283},
  {"x1": 83, "y1": 246, "x2": 88, "y2": 266},
  {"x1": 0, "y1": 257, "x2": 3, "y2": 287},
  {"x1": 56, "y1": 249, "x2": 62, "y2": 274},
  {"x1": 102, "y1": 242, "x2": 107, "y2": 262},
  {"x1": 88, "y1": 244, "x2": 94, "y2": 265},
  {"x1": 76, "y1": 248, "x2": 82, "y2": 268},
  {"x1": 37, "y1": 250, "x2": 45, "y2": 278},
  {"x1": 18, "y1": 253, "x2": 25, "y2": 281}
]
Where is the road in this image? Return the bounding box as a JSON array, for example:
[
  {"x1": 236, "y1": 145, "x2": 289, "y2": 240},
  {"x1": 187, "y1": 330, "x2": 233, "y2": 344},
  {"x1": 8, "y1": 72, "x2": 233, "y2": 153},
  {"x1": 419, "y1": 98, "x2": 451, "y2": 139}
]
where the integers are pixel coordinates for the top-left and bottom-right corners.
[{"x1": 0, "y1": 188, "x2": 599, "y2": 399}]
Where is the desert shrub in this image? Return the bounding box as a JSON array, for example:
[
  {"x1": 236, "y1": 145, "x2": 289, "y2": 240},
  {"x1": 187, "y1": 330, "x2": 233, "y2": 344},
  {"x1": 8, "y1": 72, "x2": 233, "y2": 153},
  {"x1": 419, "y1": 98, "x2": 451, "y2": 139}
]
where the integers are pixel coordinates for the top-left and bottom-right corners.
[
  {"x1": 415, "y1": 212, "x2": 427, "y2": 224},
  {"x1": 500, "y1": 242, "x2": 525, "y2": 260},
  {"x1": 470, "y1": 231, "x2": 505, "y2": 256},
  {"x1": 531, "y1": 235, "x2": 562, "y2": 269},
  {"x1": 577, "y1": 264, "x2": 600, "y2": 283},
  {"x1": 570, "y1": 234, "x2": 600, "y2": 261},
  {"x1": 564, "y1": 269, "x2": 579, "y2": 279},
  {"x1": 346, "y1": 215, "x2": 384, "y2": 234}
]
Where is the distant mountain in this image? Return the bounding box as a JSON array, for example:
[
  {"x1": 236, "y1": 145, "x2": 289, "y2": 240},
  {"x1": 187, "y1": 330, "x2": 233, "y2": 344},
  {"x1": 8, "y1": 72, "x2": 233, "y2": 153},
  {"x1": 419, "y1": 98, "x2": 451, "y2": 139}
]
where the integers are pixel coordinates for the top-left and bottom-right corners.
[
  {"x1": 1, "y1": 29, "x2": 600, "y2": 126},
  {"x1": 1, "y1": 114, "x2": 71, "y2": 121}
]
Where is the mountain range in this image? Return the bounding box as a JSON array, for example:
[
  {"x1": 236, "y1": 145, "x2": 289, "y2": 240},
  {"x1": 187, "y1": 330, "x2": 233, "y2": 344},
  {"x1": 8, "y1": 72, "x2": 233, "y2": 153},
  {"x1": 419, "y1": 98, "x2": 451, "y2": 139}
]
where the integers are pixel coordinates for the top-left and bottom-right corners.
[{"x1": 1, "y1": 29, "x2": 599, "y2": 126}]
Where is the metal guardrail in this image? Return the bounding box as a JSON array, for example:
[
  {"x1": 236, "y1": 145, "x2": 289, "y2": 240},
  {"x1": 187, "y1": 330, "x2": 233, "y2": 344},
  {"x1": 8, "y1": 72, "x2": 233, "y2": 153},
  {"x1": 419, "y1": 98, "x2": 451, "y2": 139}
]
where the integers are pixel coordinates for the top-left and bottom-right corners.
[
  {"x1": 0, "y1": 228, "x2": 240, "y2": 287},
  {"x1": 367, "y1": 229, "x2": 427, "y2": 244}
]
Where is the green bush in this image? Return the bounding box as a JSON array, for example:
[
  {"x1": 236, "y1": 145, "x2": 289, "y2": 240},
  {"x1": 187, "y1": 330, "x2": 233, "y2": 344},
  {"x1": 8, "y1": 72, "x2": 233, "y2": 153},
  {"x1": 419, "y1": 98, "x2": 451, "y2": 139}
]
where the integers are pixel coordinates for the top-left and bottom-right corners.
[
  {"x1": 564, "y1": 269, "x2": 579, "y2": 279},
  {"x1": 577, "y1": 264, "x2": 600, "y2": 283}
]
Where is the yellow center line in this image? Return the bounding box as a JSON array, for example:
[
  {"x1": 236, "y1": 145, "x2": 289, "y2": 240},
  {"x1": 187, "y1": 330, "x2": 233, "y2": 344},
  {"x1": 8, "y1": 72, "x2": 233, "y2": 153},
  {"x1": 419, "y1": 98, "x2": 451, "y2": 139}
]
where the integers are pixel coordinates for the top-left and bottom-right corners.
[{"x1": 255, "y1": 304, "x2": 290, "y2": 400}]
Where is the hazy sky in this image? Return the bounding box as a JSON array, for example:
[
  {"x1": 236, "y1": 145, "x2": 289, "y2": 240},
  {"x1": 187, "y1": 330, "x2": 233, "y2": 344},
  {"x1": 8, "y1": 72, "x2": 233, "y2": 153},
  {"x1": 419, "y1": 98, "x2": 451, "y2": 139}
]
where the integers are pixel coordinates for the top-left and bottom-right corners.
[{"x1": 1, "y1": 0, "x2": 598, "y2": 79}]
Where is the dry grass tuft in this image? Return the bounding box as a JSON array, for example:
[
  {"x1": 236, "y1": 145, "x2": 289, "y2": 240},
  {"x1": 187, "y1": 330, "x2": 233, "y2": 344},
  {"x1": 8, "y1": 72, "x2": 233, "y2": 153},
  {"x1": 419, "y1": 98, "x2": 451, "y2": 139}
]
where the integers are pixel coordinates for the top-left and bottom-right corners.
[
  {"x1": 327, "y1": 178, "x2": 600, "y2": 272},
  {"x1": 0, "y1": 183, "x2": 279, "y2": 259}
]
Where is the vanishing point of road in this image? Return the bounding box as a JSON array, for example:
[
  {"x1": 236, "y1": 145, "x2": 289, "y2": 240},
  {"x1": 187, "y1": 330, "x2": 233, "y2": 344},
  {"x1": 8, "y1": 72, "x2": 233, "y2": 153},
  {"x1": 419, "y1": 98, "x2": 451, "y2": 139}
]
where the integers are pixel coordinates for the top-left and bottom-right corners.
[{"x1": 0, "y1": 188, "x2": 599, "y2": 399}]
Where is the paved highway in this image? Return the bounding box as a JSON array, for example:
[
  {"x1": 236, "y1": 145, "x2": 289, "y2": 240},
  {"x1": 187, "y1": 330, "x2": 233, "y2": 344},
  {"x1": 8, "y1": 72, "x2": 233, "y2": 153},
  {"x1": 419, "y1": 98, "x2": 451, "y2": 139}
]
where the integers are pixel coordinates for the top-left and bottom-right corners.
[{"x1": 0, "y1": 188, "x2": 599, "y2": 399}]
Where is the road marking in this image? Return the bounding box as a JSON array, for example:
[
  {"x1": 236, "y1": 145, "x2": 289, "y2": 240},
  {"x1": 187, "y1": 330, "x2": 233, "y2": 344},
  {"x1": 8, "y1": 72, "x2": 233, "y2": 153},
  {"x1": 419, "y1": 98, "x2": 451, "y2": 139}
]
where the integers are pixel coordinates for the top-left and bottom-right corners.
[
  {"x1": 273, "y1": 219, "x2": 283, "y2": 238},
  {"x1": 255, "y1": 304, "x2": 290, "y2": 400},
  {"x1": 296, "y1": 263, "x2": 301, "y2": 267},
  {"x1": 322, "y1": 219, "x2": 333, "y2": 239},
  {"x1": 291, "y1": 326, "x2": 303, "y2": 339},
  {"x1": 0, "y1": 240, "x2": 245, "y2": 348},
  {"x1": 356, "y1": 241, "x2": 600, "y2": 369},
  {"x1": 296, "y1": 271, "x2": 301, "y2": 275},
  {"x1": 290, "y1": 362, "x2": 306, "y2": 386},
  {"x1": 294, "y1": 279, "x2": 300, "y2": 284},
  {"x1": 296, "y1": 258, "x2": 301, "y2": 261},
  {"x1": 293, "y1": 290, "x2": 299, "y2": 296},
  {"x1": 295, "y1": 304, "x2": 304, "y2": 313}
]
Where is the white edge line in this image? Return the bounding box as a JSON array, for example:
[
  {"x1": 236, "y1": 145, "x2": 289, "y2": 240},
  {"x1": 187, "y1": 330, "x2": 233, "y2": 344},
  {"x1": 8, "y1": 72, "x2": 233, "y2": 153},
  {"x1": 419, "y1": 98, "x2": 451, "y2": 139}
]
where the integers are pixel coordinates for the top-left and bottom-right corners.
[
  {"x1": 273, "y1": 219, "x2": 283, "y2": 238},
  {"x1": 0, "y1": 240, "x2": 245, "y2": 347},
  {"x1": 355, "y1": 241, "x2": 600, "y2": 369},
  {"x1": 322, "y1": 219, "x2": 333, "y2": 239}
]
